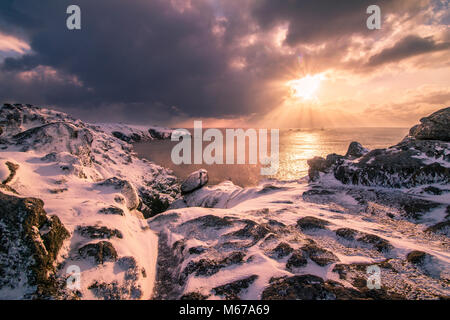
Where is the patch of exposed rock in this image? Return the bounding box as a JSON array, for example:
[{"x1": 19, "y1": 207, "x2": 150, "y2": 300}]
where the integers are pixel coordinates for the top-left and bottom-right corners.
[{"x1": 0, "y1": 191, "x2": 69, "y2": 299}]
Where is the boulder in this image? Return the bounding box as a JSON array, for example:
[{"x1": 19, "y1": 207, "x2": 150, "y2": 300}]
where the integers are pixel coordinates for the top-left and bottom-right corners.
[
  {"x1": 181, "y1": 169, "x2": 208, "y2": 194},
  {"x1": 409, "y1": 107, "x2": 450, "y2": 141}
]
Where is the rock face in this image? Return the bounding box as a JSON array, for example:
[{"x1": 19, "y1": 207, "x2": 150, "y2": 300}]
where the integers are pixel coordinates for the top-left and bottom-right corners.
[
  {"x1": 0, "y1": 191, "x2": 69, "y2": 299},
  {"x1": 308, "y1": 107, "x2": 450, "y2": 188},
  {"x1": 409, "y1": 107, "x2": 450, "y2": 141},
  {"x1": 180, "y1": 169, "x2": 208, "y2": 194}
]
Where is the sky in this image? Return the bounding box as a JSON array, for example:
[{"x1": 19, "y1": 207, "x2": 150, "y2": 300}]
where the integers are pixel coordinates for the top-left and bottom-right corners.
[{"x1": 0, "y1": 0, "x2": 449, "y2": 128}]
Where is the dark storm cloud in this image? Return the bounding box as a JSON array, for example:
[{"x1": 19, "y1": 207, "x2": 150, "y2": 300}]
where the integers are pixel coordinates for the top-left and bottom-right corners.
[
  {"x1": 366, "y1": 35, "x2": 450, "y2": 67},
  {"x1": 0, "y1": 0, "x2": 262, "y2": 122},
  {"x1": 251, "y1": 0, "x2": 425, "y2": 46},
  {"x1": 0, "y1": 0, "x2": 445, "y2": 123}
]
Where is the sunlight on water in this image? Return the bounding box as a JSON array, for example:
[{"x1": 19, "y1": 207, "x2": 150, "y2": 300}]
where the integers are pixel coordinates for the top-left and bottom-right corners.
[{"x1": 134, "y1": 128, "x2": 409, "y2": 187}]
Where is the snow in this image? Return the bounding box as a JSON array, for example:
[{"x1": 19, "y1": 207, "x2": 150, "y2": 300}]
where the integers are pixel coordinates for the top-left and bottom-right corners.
[
  {"x1": 1, "y1": 104, "x2": 449, "y2": 300},
  {"x1": 149, "y1": 176, "x2": 450, "y2": 299}
]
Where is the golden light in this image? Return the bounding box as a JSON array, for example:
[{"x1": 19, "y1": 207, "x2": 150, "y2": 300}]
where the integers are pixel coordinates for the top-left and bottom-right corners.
[{"x1": 286, "y1": 73, "x2": 325, "y2": 101}]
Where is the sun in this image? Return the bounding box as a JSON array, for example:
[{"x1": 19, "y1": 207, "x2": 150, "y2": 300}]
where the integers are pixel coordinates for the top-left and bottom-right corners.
[{"x1": 286, "y1": 73, "x2": 325, "y2": 101}]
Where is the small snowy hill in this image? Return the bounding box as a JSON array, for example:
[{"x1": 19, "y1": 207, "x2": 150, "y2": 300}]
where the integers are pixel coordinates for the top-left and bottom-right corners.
[
  {"x1": 0, "y1": 103, "x2": 179, "y2": 299},
  {"x1": 0, "y1": 103, "x2": 449, "y2": 300}
]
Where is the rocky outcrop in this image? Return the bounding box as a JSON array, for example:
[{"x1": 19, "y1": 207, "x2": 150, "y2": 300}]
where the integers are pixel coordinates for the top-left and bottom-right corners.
[
  {"x1": 0, "y1": 191, "x2": 69, "y2": 299},
  {"x1": 308, "y1": 107, "x2": 450, "y2": 188},
  {"x1": 148, "y1": 128, "x2": 171, "y2": 140},
  {"x1": 409, "y1": 107, "x2": 450, "y2": 141}
]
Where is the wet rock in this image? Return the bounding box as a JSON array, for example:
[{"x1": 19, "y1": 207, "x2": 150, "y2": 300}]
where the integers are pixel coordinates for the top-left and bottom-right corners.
[
  {"x1": 271, "y1": 242, "x2": 294, "y2": 259},
  {"x1": 296, "y1": 216, "x2": 330, "y2": 231},
  {"x1": 345, "y1": 141, "x2": 369, "y2": 159},
  {"x1": 78, "y1": 241, "x2": 118, "y2": 265},
  {"x1": 212, "y1": 275, "x2": 258, "y2": 300},
  {"x1": 286, "y1": 249, "x2": 308, "y2": 269},
  {"x1": 409, "y1": 107, "x2": 450, "y2": 141},
  {"x1": 0, "y1": 191, "x2": 69, "y2": 298},
  {"x1": 98, "y1": 206, "x2": 125, "y2": 216},
  {"x1": 76, "y1": 225, "x2": 123, "y2": 239},
  {"x1": 307, "y1": 157, "x2": 329, "y2": 181},
  {"x1": 181, "y1": 169, "x2": 208, "y2": 194}
]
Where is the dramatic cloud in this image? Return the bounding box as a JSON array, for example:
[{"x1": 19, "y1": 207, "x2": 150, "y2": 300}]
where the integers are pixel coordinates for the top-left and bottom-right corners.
[
  {"x1": 0, "y1": 0, "x2": 448, "y2": 126},
  {"x1": 367, "y1": 34, "x2": 450, "y2": 67}
]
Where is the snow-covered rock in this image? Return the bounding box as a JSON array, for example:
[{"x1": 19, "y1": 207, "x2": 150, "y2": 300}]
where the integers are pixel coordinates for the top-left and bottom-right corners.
[
  {"x1": 146, "y1": 108, "x2": 450, "y2": 300},
  {"x1": 0, "y1": 103, "x2": 180, "y2": 299}
]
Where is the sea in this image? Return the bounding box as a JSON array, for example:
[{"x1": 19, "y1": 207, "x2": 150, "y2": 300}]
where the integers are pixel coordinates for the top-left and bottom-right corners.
[{"x1": 133, "y1": 127, "x2": 409, "y2": 187}]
